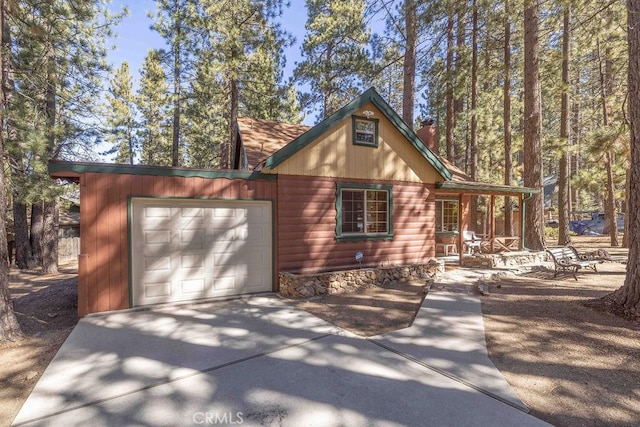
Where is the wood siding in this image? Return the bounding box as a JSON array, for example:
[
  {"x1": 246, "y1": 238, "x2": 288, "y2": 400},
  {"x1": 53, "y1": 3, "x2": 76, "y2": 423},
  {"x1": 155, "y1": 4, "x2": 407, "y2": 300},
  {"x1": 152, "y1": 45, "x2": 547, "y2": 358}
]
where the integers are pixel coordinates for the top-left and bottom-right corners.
[
  {"x1": 267, "y1": 103, "x2": 442, "y2": 183},
  {"x1": 277, "y1": 175, "x2": 435, "y2": 273},
  {"x1": 77, "y1": 172, "x2": 277, "y2": 316}
]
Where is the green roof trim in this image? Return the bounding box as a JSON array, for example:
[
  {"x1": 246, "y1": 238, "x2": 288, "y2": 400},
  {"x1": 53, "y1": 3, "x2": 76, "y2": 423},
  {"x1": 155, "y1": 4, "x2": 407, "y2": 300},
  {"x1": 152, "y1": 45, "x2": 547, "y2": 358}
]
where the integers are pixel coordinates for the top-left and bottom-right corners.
[
  {"x1": 435, "y1": 181, "x2": 539, "y2": 195},
  {"x1": 48, "y1": 161, "x2": 277, "y2": 181},
  {"x1": 263, "y1": 87, "x2": 452, "y2": 180}
]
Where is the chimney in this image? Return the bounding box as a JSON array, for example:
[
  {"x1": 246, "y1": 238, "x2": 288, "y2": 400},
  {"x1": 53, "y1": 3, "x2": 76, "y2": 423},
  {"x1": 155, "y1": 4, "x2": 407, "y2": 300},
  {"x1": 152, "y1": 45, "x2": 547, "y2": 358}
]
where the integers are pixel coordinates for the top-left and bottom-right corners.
[{"x1": 416, "y1": 119, "x2": 438, "y2": 152}]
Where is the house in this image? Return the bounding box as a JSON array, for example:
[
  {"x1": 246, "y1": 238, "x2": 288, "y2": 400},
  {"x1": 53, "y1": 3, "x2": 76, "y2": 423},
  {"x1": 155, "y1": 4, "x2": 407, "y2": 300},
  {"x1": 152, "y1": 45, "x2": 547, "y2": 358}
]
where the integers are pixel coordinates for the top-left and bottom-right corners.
[{"x1": 49, "y1": 87, "x2": 535, "y2": 316}]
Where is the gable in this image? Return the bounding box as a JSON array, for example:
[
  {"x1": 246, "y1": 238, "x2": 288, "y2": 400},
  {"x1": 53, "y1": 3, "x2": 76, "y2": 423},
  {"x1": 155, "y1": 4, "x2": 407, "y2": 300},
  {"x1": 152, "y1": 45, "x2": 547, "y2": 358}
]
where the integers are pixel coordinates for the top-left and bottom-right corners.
[
  {"x1": 262, "y1": 102, "x2": 444, "y2": 183},
  {"x1": 262, "y1": 87, "x2": 451, "y2": 183}
]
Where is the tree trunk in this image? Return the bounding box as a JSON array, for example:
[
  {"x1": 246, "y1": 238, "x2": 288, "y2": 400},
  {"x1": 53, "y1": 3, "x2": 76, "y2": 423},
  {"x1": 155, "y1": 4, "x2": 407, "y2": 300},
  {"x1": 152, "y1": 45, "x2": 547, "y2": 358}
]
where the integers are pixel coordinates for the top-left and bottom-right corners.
[
  {"x1": 0, "y1": 0, "x2": 23, "y2": 341},
  {"x1": 30, "y1": 203, "x2": 43, "y2": 265},
  {"x1": 503, "y1": 0, "x2": 513, "y2": 237},
  {"x1": 41, "y1": 200, "x2": 58, "y2": 274},
  {"x1": 171, "y1": 0, "x2": 181, "y2": 167},
  {"x1": 596, "y1": 38, "x2": 619, "y2": 246},
  {"x1": 445, "y1": 5, "x2": 455, "y2": 163},
  {"x1": 604, "y1": 0, "x2": 640, "y2": 315},
  {"x1": 558, "y1": 5, "x2": 572, "y2": 246},
  {"x1": 42, "y1": 41, "x2": 59, "y2": 274},
  {"x1": 523, "y1": 0, "x2": 545, "y2": 250},
  {"x1": 469, "y1": 0, "x2": 478, "y2": 230},
  {"x1": 453, "y1": 4, "x2": 466, "y2": 164},
  {"x1": 623, "y1": 167, "x2": 630, "y2": 247},
  {"x1": 228, "y1": 75, "x2": 239, "y2": 170},
  {"x1": 402, "y1": 0, "x2": 416, "y2": 127},
  {"x1": 604, "y1": 152, "x2": 619, "y2": 245},
  {"x1": 12, "y1": 201, "x2": 31, "y2": 269}
]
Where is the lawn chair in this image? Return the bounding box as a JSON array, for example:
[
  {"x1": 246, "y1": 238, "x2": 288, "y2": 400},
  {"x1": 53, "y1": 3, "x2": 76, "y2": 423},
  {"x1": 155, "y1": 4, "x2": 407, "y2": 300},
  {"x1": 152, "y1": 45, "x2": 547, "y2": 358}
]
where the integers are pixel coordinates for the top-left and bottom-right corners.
[{"x1": 463, "y1": 230, "x2": 483, "y2": 254}]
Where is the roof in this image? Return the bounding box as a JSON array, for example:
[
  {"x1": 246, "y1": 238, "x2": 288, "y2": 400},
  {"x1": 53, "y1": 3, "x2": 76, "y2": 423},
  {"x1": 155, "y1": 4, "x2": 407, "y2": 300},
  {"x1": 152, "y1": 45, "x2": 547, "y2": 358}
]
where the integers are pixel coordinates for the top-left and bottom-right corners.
[
  {"x1": 262, "y1": 87, "x2": 453, "y2": 180},
  {"x1": 237, "y1": 117, "x2": 310, "y2": 169},
  {"x1": 49, "y1": 161, "x2": 277, "y2": 182}
]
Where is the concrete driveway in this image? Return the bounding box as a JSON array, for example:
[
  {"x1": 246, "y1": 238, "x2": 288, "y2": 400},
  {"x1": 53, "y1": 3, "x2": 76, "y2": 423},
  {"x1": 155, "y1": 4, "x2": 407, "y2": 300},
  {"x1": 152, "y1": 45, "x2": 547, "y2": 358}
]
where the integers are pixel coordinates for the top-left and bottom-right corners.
[{"x1": 13, "y1": 292, "x2": 550, "y2": 426}]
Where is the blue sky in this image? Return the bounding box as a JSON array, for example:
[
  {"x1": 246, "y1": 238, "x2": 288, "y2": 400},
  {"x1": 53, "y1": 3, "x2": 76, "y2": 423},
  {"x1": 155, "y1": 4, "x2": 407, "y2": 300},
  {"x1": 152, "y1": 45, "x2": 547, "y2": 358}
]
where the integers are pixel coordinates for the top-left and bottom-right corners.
[{"x1": 107, "y1": 1, "x2": 309, "y2": 94}]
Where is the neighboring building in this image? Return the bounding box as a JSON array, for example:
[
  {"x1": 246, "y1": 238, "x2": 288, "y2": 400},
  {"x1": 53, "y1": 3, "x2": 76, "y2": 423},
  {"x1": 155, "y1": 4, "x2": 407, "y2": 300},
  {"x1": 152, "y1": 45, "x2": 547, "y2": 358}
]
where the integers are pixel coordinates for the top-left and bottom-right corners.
[{"x1": 50, "y1": 88, "x2": 535, "y2": 316}]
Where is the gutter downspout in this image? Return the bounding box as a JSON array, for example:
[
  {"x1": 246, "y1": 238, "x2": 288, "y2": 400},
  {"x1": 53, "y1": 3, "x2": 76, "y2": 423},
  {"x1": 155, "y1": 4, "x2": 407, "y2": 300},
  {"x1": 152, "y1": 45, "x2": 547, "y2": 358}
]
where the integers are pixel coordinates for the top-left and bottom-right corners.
[{"x1": 521, "y1": 191, "x2": 534, "y2": 251}]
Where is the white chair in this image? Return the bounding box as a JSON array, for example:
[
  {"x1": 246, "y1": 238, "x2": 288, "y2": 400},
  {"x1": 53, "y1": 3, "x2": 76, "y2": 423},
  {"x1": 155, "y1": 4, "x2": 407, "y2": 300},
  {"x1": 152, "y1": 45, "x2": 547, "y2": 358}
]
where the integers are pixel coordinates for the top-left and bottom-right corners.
[{"x1": 463, "y1": 230, "x2": 482, "y2": 254}]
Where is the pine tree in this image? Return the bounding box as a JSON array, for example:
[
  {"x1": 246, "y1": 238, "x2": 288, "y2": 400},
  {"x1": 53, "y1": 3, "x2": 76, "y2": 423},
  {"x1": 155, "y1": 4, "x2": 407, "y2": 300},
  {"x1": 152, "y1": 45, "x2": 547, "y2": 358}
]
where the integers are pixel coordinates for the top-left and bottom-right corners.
[
  {"x1": 294, "y1": 0, "x2": 370, "y2": 120},
  {"x1": 105, "y1": 61, "x2": 138, "y2": 164},
  {"x1": 137, "y1": 49, "x2": 172, "y2": 165},
  {"x1": 523, "y1": 0, "x2": 545, "y2": 250},
  {"x1": 189, "y1": 0, "x2": 297, "y2": 168},
  {"x1": 7, "y1": 0, "x2": 119, "y2": 274},
  {"x1": 605, "y1": 0, "x2": 640, "y2": 315},
  {"x1": 0, "y1": 0, "x2": 23, "y2": 341},
  {"x1": 151, "y1": 0, "x2": 196, "y2": 167}
]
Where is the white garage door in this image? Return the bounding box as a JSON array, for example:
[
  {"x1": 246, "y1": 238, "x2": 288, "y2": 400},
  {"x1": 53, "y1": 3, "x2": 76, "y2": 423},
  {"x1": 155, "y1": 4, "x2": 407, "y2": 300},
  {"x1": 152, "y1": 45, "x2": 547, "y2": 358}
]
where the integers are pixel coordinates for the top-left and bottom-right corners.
[{"x1": 131, "y1": 198, "x2": 272, "y2": 307}]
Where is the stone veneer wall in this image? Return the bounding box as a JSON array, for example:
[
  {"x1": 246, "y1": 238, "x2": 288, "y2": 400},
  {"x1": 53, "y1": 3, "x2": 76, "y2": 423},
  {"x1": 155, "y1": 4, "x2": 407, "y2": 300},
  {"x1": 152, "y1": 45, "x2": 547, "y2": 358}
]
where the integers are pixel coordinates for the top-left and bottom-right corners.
[
  {"x1": 279, "y1": 261, "x2": 443, "y2": 299},
  {"x1": 460, "y1": 251, "x2": 547, "y2": 268}
]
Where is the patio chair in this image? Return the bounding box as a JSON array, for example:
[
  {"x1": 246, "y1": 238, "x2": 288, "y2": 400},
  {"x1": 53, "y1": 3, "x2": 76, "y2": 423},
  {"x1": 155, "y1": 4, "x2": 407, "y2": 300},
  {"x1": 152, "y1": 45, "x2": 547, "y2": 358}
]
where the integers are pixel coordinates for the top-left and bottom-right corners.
[{"x1": 463, "y1": 230, "x2": 482, "y2": 254}]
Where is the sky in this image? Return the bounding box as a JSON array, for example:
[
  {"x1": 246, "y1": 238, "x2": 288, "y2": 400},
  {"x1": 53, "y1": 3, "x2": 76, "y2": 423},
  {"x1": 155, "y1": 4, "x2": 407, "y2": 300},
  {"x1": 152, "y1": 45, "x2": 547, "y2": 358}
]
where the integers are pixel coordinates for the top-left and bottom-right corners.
[{"x1": 107, "y1": 0, "x2": 310, "y2": 114}]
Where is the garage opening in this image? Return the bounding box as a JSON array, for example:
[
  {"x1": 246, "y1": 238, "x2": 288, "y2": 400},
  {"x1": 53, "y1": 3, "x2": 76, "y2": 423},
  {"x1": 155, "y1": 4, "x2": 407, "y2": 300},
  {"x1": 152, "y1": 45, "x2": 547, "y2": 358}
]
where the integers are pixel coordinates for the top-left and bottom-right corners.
[{"x1": 131, "y1": 198, "x2": 272, "y2": 306}]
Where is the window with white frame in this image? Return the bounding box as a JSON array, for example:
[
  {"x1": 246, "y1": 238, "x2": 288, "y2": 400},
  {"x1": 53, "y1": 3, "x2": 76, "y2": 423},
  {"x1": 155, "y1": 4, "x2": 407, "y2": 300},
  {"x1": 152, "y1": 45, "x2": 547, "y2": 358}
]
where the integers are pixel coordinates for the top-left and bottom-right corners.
[
  {"x1": 337, "y1": 184, "x2": 393, "y2": 240},
  {"x1": 435, "y1": 199, "x2": 459, "y2": 232},
  {"x1": 352, "y1": 116, "x2": 379, "y2": 147}
]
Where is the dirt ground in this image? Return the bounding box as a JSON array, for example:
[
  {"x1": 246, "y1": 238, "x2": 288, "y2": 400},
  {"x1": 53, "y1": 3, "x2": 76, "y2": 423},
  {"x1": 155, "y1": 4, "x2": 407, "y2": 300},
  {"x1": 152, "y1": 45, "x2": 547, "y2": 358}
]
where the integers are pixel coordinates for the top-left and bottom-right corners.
[
  {"x1": 0, "y1": 264, "x2": 78, "y2": 427},
  {"x1": 2, "y1": 235, "x2": 639, "y2": 426},
  {"x1": 481, "y1": 236, "x2": 640, "y2": 427}
]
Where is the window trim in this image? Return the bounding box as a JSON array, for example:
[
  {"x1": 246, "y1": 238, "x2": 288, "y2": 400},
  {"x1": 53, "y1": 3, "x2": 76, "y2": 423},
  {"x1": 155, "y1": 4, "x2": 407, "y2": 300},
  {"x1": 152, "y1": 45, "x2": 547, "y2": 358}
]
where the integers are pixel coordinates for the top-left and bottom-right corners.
[
  {"x1": 352, "y1": 115, "x2": 379, "y2": 147},
  {"x1": 336, "y1": 183, "x2": 393, "y2": 242},
  {"x1": 435, "y1": 198, "x2": 459, "y2": 234}
]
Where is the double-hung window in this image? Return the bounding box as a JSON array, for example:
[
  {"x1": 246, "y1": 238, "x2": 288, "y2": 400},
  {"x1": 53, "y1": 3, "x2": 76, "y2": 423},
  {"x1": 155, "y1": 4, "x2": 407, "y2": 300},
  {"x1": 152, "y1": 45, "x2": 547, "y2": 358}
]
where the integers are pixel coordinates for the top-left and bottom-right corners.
[
  {"x1": 352, "y1": 116, "x2": 379, "y2": 147},
  {"x1": 435, "y1": 199, "x2": 459, "y2": 232},
  {"x1": 336, "y1": 183, "x2": 393, "y2": 241}
]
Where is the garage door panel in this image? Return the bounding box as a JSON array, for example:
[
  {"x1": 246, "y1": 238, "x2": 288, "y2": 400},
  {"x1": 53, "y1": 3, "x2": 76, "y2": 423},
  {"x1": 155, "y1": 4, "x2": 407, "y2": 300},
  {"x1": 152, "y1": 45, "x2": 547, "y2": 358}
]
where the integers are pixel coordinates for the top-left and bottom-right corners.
[
  {"x1": 144, "y1": 281, "x2": 171, "y2": 298},
  {"x1": 145, "y1": 207, "x2": 171, "y2": 218},
  {"x1": 144, "y1": 256, "x2": 172, "y2": 272},
  {"x1": 132, "y1": 199, "x2": 272, "y2": 306},
  {"x1": 180, "y1": 278, "x2": 205, "y2": 294},
  {"x1": 180, "y1": 254, "x2": 205, "y2": 269}
]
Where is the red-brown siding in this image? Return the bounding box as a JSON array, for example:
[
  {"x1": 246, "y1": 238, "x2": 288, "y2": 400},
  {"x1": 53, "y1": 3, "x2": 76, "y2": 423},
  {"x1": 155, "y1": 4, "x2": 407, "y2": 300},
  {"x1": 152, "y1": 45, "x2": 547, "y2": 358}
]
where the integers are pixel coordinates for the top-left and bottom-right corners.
[
  {"x1": 277, "y1": 175, "x2": 435, "y2": 273},
  {"x1": 77, "y1": 172, "x2": 277, "y2": 316}
]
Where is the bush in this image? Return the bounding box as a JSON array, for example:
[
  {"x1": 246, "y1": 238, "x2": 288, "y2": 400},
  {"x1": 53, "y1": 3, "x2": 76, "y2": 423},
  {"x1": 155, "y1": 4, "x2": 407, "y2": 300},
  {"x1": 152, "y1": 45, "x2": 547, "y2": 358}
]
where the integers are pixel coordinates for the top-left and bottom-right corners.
[{"x1": 545, "y1": 226, "x2": 559, "y2": 240}]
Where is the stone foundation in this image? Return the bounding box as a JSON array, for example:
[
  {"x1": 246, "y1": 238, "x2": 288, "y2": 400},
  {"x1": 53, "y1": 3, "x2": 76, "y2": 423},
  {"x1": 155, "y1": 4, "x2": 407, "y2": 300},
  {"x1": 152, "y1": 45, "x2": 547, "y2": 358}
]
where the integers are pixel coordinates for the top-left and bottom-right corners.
[
  {"x1": 279, "y1": 260, "x2": 442, "y2": 299},
  {"x1": 460, "y1": 251, "x2": 547, "y2": 268}
]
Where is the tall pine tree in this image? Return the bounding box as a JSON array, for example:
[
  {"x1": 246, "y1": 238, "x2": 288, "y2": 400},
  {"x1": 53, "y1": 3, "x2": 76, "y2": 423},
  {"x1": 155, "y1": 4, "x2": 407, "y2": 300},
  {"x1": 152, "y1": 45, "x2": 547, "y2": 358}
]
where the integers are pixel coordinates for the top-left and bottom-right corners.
[{"x1": 294, "y1": 0, "x2": 370, "y2": 120}]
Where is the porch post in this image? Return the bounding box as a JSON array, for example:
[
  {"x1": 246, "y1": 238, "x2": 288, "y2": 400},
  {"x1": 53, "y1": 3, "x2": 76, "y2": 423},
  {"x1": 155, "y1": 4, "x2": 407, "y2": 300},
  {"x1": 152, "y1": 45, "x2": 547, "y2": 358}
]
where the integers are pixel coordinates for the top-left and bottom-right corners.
[
  {"x1": 458, "y1": 194, "x2": 463, "y2": 264},
  {"x1": 490, "y1": 194, "x2": 496, "y2": 253},
  {"x1": 519, "y1": 193, "x2": 524, "y2": 250}
]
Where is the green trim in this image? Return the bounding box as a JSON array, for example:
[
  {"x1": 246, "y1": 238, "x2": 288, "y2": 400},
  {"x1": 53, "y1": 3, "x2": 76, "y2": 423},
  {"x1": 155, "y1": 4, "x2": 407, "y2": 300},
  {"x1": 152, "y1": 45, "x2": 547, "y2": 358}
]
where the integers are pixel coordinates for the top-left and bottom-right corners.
[
  {"x1": 127, "y1": 196, "x2": 277, "y2": 308},
  {"x1": 127, "y1": 197, "x2": 134, "y2": 308},
  {"x1": 335, "y1": 182, "x2": 394, "y2": 241},
  {"x1": 263, "y1": 87, "x2": 452, "y2": 180},
  {"x1": 352, "y1": 115, "x2": 379, "y2": 147},
  {"x1": 436, "y1": 181, "x2": 539, "y2": 194},
  {"x1": 336, "y1": 234, "x2": 394, "y2": 242},
  {"x1": 49, "y1": 160, "x2": 277, "y2": 181}
]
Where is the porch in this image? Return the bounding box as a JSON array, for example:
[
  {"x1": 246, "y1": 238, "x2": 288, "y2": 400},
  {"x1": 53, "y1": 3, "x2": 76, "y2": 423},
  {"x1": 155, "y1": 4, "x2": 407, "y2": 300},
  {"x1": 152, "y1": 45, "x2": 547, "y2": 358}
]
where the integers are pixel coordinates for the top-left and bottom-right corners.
[{"x1": 434, "y1": 180, "x2": 540, "y2": 265}]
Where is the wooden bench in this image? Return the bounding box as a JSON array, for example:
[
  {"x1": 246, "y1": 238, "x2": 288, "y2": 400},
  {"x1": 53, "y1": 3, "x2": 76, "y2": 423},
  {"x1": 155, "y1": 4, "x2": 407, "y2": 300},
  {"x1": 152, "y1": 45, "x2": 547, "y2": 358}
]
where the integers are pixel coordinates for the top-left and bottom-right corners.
[{"x1": 546, "y1": 246, "x2": 601, "y2": 280}]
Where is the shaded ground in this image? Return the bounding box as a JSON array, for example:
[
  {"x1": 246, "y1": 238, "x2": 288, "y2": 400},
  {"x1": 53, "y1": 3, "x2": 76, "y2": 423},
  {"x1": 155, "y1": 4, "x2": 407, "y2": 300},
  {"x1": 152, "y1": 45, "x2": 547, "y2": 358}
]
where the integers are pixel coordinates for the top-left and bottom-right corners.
[
  {"x1": 482, "y1": 236, "x2": 640, "y2": 427},
  {"x1": 3, "y1": 235, "x2": 639, "y2": 426},
  {"x1": 0, "y1": 264, "x2": 78, "y2": 426},
  {"x1": 296, "y1": 279, "x2": 428, "y2": 336}
]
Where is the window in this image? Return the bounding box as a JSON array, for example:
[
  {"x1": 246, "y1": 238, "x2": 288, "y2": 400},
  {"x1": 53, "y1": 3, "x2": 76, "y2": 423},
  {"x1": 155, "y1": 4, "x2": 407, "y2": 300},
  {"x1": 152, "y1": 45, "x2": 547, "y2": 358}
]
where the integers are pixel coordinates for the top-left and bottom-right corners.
[
  {"x1": 352, "y1": 116, "x2": 379, "y2": 147},
  {"x1": 336, "y1": 183, "x2": 393, "y2": 241},
  {"x1": 435, "y1": 199, "x2": 459, "y2": 232}
]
